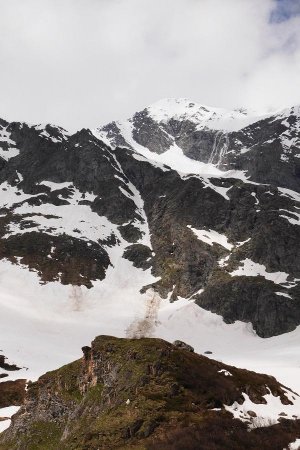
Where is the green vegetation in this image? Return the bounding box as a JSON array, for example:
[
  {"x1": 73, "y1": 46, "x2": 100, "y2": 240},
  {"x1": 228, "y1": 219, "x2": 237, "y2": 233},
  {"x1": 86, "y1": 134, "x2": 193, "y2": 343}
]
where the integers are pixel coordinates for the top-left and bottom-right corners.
[
  {"x1": 1, "y1": 336, "x2": 300, "y2": 450},
  {"x1": 49, "y1": 359, "x2": 83, "y2": 403},
  {"x1": 0, "y1": 422, "x2": 62, "y2": 450}
]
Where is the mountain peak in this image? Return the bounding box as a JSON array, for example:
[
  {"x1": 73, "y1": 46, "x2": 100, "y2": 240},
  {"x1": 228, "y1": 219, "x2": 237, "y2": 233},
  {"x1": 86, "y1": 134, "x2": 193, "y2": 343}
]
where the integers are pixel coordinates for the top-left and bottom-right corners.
[{"x1": 145, "y1": 97, "x2": 261, "y2": 132}]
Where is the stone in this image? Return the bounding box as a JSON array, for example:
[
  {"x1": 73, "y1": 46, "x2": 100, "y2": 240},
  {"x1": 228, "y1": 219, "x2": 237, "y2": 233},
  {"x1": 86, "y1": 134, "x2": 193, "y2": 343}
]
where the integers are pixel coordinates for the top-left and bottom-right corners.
[{"x1": 173, "y1": 340, "x2": 194, "y2": 352}]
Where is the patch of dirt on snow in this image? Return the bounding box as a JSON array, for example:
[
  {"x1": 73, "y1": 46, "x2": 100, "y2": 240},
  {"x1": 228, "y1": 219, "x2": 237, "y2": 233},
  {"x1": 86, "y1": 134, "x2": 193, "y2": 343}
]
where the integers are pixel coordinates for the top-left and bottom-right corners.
[{"x1": 125, "y1": 289, "x2": 161, "y2": 338}]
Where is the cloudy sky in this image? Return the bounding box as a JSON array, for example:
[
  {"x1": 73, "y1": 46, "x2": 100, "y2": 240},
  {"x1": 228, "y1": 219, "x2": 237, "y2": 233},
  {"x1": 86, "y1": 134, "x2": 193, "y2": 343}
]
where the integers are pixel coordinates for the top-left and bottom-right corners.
[{"x1": 0, "y1": 0, "x2": 300, "y2": 130}]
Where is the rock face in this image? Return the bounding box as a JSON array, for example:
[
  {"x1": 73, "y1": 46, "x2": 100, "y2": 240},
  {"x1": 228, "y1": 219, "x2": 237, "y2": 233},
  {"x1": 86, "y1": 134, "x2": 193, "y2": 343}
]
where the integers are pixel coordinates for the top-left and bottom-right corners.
[
  {"x1": 172, "y1": 340, "x2": 194, "y2": 352},
  {"x1": 0, "y1": 380, "x2": 26, "y2": 410},
  {"x1": 0, "y1": 354, "x2": 26, "y2": 409},
  {"x1": 1, "y1": 336, "x2": 300, "y2": 450},
  {"x1": 0, "y1": 99, "x2": 300, "y2": 337}
]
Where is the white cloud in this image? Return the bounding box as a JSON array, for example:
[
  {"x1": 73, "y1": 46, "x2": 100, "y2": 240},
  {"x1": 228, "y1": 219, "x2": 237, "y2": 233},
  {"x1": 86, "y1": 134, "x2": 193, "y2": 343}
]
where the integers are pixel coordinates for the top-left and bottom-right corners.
[{"x1": 0, "y1": 0, "x2": 299, "y2": 130}]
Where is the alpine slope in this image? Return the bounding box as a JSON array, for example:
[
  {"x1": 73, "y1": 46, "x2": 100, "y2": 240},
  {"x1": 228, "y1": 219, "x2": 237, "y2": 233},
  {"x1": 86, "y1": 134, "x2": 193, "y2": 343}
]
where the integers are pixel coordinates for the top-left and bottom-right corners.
[{"x1": 0, "y1": 98, "x2": 300, "y2": 431}]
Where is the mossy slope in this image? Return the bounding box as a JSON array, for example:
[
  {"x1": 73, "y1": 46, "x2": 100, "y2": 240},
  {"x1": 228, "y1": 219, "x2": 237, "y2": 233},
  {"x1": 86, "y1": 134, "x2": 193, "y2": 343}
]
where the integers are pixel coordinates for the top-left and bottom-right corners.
[{"x1": 1, "y1": 336, "x2": 300, "y2": 450}]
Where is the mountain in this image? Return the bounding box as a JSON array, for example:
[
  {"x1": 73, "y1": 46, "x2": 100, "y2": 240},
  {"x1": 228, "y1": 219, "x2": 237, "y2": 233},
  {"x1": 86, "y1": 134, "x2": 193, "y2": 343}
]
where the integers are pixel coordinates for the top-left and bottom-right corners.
[
  {"x1": 1, "y1": 336, "x2": 300, "y2": 450},
  {"x1": 94, "y1": 98, "x2": 300, "y2": 338},
  {"x1": 0, "y1": 99, "x2": 300, "y2": 437},
  {"x1": 95, "y1": 98, "x2": 300, "y2": 191}
]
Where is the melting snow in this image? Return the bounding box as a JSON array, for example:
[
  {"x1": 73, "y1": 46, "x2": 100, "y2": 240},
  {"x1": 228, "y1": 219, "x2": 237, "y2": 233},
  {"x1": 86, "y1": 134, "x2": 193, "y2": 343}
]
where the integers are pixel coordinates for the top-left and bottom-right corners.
[
  {"x1": 251, "y1": 192, "x2": 259, "y2": 205},
  {"x1": 0, "y1": 127, "x2": 19, "y2": 161},
  {"x1": 33, "y1": 124, "x2": 70, "y2": 143},
  {"x1": 0, "y1": 147, "x2": 20, "y2": 161},
  {"x1": 279, "y1": 209, "x2": 300, "y2": 226},
  {"x1": 289, "y1": 438, "x2": 300, "y2": 449},
  {"x1": 218, "y1": 369, "x2": 232, "y2": 377},
  {"x1": 40, "y1": 181, "x2": 73, "y2": 191},
  {"x1": 188, "y1": 226, "x2": 233, "y2": 250},
  {"x1": 198, "y1": 176, "x2": 232, "y2": 200},
  {"x1": 225, "y1": 390, "x2": 300, "y2": 428},
  {"x1": 218, "y1": 255, "x2": 230, "y2": 267},
  {"x1": 0, "y1": 182, "x2": 41, "y2": 207},
  {"x1": 230, "y1": 259, "x2": 290, "y2": 285},
  {"x1": 276, "y1": 292, "x2": 292, "y2": 299},
  {"x1": 278, "y1": 187, "x2": 300, "y2": 203},
  {"x1": 0, "y1": 406, "x2": 20, "y2": 433},
  {"x1": 236, "y1": 238, "x2": 251, "y2": 247},
  {"x1": 4, "y1": 185, "x2": 115, "y2": 244}
]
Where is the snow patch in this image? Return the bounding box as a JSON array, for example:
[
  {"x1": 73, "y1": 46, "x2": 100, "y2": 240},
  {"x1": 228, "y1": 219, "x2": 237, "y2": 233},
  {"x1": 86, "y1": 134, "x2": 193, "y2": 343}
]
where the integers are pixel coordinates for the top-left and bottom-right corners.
[
  {"x1": 278, "y1": 187, "x2": 300, "y2": 203},
  {"x1": 289, "y1": 438, "x2": 300, "y2": 449},
  {"x1": 0, "y1": 182, "x2": 40, "y2": 208},
  {"x1": 39, "y1": 181, "x2": 73, "y2": 191},
  {"x1": 236, "y1": 238, "x2": 251, "y2": 247},
  {"x1": 0, "y1": 127, "x2": 19, "y2": 160},
  {"x1": 0, "y1": 406, "x2": 20, "y2": 433},
  {"x1": 4, "y1": 186, "x2": 114, "y2": 244},
  {"x1": 251, "y1": 192, "x2": 259, "y2": 205},
  {"x1": 188, "y1": 226, "x2": 233, "y2": 250},
  {"x1": 279, "y1": 209, "x2": 300, "y2": 226},
  {"x1": 225, "y1": 390, "x2": 300, "y2": 428},
  {"x1": 218, "y1": 369, "x2": 232, "y2": 377},
  {"x1": 230, "y1": 259, "x2": 290, "y2": 285},
  {"x1": 218, "y1": 255, "x2": 230, "y2": 267},
  {"x1": 276, "y1": 292, "x2": 292, "y2": 299},
  {"x1": 0, "y1": 147, "x2": 20, "y2": 161}
]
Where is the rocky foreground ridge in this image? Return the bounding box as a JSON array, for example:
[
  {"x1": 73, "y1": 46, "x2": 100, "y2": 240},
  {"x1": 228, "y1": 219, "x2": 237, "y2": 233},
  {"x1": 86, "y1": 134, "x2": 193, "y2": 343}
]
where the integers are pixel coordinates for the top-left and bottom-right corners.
[{"x1": 1, "y1": 336, "x2": 300, "y2": 450}]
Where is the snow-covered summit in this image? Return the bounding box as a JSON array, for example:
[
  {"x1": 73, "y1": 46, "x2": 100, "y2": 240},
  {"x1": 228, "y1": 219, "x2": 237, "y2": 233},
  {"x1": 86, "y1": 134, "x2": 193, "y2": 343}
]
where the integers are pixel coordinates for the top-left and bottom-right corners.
[
  {"x1": 32, "y1": 123, "x2": 70, "y2": 143},
  {"x1": 94, "y1": 97, "x2": 300, "y2": 185},
  {"x1": 273, "y1": 104, "x2": 300, "y2": 119},
  {"x1": 145, "y1": 97, "x2": 264, "y2": 132}
]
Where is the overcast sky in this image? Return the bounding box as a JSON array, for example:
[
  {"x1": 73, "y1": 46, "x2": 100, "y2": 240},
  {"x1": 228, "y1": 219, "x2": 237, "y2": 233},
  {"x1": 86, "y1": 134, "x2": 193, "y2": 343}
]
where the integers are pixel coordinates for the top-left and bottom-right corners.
[{"x1": 0, "y1": 0, "x2": 300, "y2": 131}]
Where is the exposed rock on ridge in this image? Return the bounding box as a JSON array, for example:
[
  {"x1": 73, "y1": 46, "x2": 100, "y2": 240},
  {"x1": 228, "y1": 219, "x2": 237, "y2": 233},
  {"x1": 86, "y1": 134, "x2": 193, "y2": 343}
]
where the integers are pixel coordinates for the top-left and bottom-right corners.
[{"x1": 1, "y1": 336, "x2": 300, "y2": 450}]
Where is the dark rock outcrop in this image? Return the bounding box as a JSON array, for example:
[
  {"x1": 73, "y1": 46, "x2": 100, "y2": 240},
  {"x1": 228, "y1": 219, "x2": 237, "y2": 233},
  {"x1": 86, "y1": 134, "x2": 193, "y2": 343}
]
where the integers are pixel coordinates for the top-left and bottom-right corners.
[
  {"x1": 0, "y1": 354, "x2": 26, "y2": 409},
  {"x1": 172, "y1": 340, "x2": 194, "y2": 352}
]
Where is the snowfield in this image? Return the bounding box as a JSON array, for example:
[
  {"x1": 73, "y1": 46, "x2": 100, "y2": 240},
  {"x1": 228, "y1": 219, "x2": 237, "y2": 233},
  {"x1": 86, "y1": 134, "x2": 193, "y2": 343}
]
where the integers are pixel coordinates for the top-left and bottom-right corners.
[{"x1": 1, "y1": 258, "x2": 300, "y2": 432}]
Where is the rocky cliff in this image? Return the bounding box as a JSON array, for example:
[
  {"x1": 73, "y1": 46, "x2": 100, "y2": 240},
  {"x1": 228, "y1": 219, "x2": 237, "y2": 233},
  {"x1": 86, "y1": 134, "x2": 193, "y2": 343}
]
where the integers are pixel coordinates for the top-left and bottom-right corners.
[
  {"x1": 0, "y1": 355, "x2": 26, "y2": 409},
  {"x1": 1, "y1": 336, "x2": 300, "y2": 450}
]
